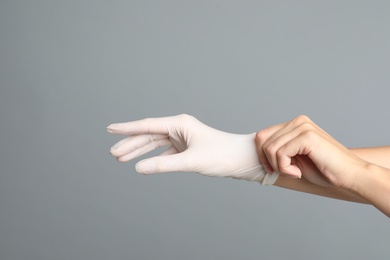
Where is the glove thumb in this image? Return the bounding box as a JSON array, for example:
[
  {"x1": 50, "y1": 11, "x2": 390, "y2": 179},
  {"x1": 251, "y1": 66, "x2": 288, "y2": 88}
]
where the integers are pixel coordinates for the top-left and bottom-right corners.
[{"x1": 135, "y1": 153, "x2": 190, "y2": 174}]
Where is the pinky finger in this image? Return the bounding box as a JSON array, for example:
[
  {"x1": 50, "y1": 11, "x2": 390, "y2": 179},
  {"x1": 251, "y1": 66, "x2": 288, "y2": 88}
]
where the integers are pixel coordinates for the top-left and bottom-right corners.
[{"x1": 276, "y1": 138, "x2": 311, "y2": 178}]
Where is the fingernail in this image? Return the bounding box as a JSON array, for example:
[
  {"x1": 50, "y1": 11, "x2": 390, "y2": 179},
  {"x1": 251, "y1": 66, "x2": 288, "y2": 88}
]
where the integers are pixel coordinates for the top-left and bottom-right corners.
[
  {"x1": 107, "y1": 124, "x2": 120, "y2": 133},
  {"x1": 285, "y1": 172, "x2": 301, "y2": 179},
  {"x1": 107, "y1": 125, "x2": 114, "y2": 133}
]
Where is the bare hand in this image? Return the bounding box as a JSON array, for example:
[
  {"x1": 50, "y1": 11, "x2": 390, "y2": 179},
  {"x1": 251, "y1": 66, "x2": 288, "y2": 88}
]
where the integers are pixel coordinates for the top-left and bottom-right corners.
[{"x1": 255, "y1": 115, "x2": 368, "y2": 188}]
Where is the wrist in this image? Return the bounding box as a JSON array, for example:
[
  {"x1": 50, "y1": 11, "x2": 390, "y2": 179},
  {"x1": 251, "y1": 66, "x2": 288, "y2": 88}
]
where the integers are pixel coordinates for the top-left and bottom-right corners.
[
  {"x1": 344, "y1": 162, "x2": 390, "y2": 217},
  {"x1": 341, "y1": 160, "x2": 379, "y2": 195}
]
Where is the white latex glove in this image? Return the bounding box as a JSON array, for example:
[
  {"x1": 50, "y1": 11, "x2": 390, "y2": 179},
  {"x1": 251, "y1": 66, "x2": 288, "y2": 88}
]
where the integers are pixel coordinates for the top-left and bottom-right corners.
[{"x1": 107, "y1": 114, "x2": 279, "y2": 185}]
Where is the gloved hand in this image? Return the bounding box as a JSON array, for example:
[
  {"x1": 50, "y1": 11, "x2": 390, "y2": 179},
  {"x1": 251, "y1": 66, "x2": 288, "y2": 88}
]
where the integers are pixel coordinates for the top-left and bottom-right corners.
[{"x1": 107, "y1": 114, "x2": 279, "y2": 185}]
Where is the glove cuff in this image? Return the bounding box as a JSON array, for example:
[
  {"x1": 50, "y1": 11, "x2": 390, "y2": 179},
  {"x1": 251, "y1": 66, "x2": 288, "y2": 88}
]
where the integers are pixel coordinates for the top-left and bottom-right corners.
[{"x1": 261, "y1": 172, "x2": 280, "y2": 186}]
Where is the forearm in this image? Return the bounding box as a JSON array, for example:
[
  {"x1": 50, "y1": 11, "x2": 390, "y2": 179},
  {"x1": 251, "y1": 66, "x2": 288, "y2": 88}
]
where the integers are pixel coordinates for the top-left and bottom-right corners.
[
  {"x1": 255, "y1": 115, "x2": 390, "y2": 216},
  {"x1": 272, "y1": 146, "x2": 390, "y2": 209},
  {"x1": 273, "y1": 175, "x2": 369, "y2": 204},
  {"x1": 346, "y1": 163, "x2": 390, "y2": 217},
  {"x1": 351, "y1": 146, "x2": 390, "y2": 169}
]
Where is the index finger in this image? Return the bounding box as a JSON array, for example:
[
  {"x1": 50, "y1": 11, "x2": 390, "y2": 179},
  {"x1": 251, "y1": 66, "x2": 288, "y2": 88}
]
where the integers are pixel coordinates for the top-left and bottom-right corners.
[
  {"x1": 107, "y1": 116, "x2": 172, "y2": 135},
  {"x1": 255, "y1": 121, "x2": 289, "y2": 173}
]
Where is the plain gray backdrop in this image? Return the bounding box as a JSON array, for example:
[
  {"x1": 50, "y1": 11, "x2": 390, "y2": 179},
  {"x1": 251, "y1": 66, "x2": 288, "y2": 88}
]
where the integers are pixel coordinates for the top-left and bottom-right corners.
[{"x1": 1, "y1": 1, "x2": 389, "y2": 259}]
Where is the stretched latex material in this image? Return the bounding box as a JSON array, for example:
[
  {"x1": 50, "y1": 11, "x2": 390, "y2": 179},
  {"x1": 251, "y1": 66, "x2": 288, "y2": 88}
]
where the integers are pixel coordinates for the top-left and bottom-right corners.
[{"x1": 108, "y1": 114, "x2": 279, "y2": 186}]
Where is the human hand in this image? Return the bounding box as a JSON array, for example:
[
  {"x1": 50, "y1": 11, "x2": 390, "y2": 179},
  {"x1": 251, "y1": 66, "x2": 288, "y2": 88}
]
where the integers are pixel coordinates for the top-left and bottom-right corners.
[
  {"x1": 107, "y1": 114, "x2": 278, "y2": 185},
  {"x1": 255, "y1": 115, "x2": 367, "y2": 188}
]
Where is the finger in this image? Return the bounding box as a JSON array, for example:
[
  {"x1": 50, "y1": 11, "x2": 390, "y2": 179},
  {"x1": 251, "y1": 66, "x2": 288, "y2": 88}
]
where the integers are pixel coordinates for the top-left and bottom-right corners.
[
  {"x1": 296, "y1": 156, "x2": 331, "y2": 187},
  {"x1": 276, "y1": 133, "x2": 319, "y2": 178},
  {"x1": 107, "y1": 114, "x2": 194, "y2": 135},
  {"x1": 116, "y1": 138, "x2": 171, "y2": 162},
  {"x1": 159, "y1": 145, "x2": 179, "y2": 156},
  {"x1": 135, "y1": 152, "x2": 191, "y2": 174},
  {"x1": 262, "y1": 116, "x2": 308, "y2": 150},
  {"x1": 110, "y1": 134, "x2": 168, "y2": 157},
  {"x1": 107, "y1": 116, "x2": 173, "y2": 135},
  {"x1": 255, "y1": 132, "x2": 273, "y2": 173},
  {"x1": 263, "y1": 125, "x2": 304, "y2": 174},
  {"x1": 255, "y1": 122, "x2": 289, "y2": 173},
  {"x1": 261, "y1": 116, "x2": 318, "y2": 173}
]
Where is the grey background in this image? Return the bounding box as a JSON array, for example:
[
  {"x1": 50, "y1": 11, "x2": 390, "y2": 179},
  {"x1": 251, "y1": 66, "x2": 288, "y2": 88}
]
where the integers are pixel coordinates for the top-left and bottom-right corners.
[{"x1": 1, "y1": 0, "x2": 389, "y2": 259}]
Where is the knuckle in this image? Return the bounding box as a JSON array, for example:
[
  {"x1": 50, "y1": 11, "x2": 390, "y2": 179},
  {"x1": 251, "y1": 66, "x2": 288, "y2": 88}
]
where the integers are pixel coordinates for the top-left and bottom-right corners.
[
  {"x1": 275, "y1": 148, "x2": 283, "y2": 158},
  {"x1": 177, "y1": 114, "x2": 197, "y2": 125},
  {"x1": 293, "y1": 114, "x2": 312, "y2": 125},
  {"x1": 300, "y1": 121, "x2": 315, "y2": 131},
  {"x1": 255, "y1": 130, "x2": 267, "y2": 144},
  {"x1": 178, "y1": 113, "x2": 194, "y2": 121},
  {"x1": 303, "y1": 129, "x2": 318, "y2": 141},
  {"x1": 265, "y1": 142, "x2": 277, "y2": 155},
  {"x1": 142, "y1": 118, "x2": 154, "y2": 133}
]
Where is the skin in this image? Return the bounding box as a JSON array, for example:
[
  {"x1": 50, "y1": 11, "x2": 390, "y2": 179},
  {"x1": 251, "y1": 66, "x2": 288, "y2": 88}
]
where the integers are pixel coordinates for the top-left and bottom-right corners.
[{"x1": 255, "y1": 115, "x2": 390, "y2": 217}]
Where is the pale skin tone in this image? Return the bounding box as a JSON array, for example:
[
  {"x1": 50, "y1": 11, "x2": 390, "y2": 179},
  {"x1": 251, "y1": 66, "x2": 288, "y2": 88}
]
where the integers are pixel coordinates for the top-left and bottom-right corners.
[{"x1": 255, "y1": 115, "x2": 390, "y2": 217}]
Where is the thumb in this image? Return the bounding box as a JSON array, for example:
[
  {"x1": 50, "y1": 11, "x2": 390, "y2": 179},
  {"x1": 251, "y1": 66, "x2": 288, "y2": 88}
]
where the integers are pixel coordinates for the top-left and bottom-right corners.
[{"x1": 135, "y1": 152, "x2": 191, "y2": 174}]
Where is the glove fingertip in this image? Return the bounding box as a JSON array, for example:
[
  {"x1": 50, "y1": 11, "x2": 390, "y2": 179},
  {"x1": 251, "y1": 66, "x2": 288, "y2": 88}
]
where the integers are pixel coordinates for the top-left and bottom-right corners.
[{"x1": 135, "y1": 161, "x2": 153, "y2": 174}]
